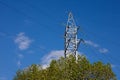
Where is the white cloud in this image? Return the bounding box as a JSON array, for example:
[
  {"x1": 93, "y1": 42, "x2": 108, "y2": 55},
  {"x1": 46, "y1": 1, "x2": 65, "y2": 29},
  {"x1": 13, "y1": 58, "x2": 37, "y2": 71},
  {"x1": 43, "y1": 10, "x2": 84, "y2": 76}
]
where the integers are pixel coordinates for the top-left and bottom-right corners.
[
  {"x1": 18, "y1": 53, "x2": 24, "y2": 59},
  {"x1": 42, "y1": 64, "x2": 49, "y2": 69},
  {"x1": 17, "y1": 60, "x2": 21, "y2": 67},
  {"x1": 41, "y1": 50, "x2": 64, "y2": 69},
  {"x1": 85, "y1": 40, "x2": 99, "y2": 48},
  {"x1": 99, "y1": 48, "x2": 108, "y2": 53},
  {"x1": 15, "y1": 32, "x2": 32, "y2": 50},
  {"x1": 85, "y1": 40, "x2": 108, "y2": 53},
  {"x1": 111, "y1": 64, "x2": 120, "y2": 69},
  {"x1": 16, "y1": 53, "x2": 24, "y2": 68},
  {"x1": 41, "y1": 50, "x2": 83, "y2": 69},
  {"x1": 111, "y1": 64, "x2": 116, "y2": 68}
]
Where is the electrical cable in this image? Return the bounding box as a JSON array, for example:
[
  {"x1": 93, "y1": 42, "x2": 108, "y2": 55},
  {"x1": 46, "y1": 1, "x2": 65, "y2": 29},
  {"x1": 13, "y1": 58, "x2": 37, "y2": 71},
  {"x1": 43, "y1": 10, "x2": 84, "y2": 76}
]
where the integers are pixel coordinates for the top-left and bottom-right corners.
[
  {"x1": 0, "y1": 0, "x2": 61, "y2": 37},
  {"x1": 79, "y1": 26, "x2": 120, "y2": 71}
]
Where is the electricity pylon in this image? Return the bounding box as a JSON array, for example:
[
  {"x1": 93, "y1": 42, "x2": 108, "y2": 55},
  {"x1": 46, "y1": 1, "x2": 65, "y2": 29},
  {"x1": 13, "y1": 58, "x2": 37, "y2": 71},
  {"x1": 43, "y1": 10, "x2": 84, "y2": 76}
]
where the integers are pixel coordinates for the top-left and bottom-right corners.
[{"x1": 64, "y1": 12, "x2": 83, "y2": 60}]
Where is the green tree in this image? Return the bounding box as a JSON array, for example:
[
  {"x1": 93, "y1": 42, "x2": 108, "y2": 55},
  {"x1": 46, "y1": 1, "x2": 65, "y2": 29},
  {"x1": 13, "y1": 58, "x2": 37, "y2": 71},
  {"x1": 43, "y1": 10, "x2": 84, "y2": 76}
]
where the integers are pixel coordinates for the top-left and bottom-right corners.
[{"x1": 13, "y1": 55, "x2": 116, "y2": 80}]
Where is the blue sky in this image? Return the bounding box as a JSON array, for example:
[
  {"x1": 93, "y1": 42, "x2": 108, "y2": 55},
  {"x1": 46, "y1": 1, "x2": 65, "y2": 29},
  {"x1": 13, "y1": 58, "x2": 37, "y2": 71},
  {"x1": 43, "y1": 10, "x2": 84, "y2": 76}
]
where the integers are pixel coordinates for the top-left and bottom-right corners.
[{"x1": 0, "y1": 0, "x2": 120, "y2": 79}]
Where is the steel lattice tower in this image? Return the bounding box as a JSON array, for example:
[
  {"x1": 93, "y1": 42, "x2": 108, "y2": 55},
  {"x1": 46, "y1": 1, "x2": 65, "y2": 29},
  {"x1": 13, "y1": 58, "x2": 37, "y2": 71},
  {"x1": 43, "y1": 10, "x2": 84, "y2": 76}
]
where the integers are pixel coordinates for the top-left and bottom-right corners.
[{"x1": 64, "y1": 12, "x2": 83, "y2": 60}]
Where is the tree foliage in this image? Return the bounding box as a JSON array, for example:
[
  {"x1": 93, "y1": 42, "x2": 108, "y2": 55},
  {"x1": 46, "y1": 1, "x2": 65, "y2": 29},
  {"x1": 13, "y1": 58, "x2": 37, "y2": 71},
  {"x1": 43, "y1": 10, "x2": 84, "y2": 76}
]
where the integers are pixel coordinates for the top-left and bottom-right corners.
[{"x1": 13, "y1": 55, "x2": 116, "y2": 80}]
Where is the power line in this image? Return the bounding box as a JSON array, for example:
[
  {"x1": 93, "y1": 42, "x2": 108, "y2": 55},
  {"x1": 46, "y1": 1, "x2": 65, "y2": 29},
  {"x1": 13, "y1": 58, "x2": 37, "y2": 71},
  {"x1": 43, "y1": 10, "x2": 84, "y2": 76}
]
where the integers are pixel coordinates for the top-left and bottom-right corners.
[
  {"x1": 19, "y1": 0, "x2": 68, "y2": 34},
  {"x1": 20, "y1": 0, "x2": 54, "y2": 19},
  {"x1": 0, "y1": 0, "x2": 60, "y2": 37},
  {"x1": 20, "y1": 0, "x2": 65, "y2": 31},
  {"x1": 79, "y1": 26, "x2": 120, "y2": 71},
  {"x1": 83, "y1": 27, "x2": 120, "y2": 48},
  {"x1": 82, "y1": 26, "x2": 120, "y2": 62}
]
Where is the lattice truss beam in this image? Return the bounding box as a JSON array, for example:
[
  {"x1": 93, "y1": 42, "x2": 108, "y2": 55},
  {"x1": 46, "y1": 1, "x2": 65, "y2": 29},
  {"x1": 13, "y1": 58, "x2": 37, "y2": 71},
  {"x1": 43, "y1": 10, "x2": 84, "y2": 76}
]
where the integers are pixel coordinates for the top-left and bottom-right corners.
[{"x1": 64, "y1": 12, "x2": 83, "y2": 59}]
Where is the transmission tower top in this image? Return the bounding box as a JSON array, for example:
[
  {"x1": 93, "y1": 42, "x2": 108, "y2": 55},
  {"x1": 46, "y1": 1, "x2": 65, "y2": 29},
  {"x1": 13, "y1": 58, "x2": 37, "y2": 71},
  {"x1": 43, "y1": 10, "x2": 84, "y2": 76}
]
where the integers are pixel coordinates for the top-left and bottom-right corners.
[
  {"x1": 64, "y1": 12, "x2": 83, "y2": 60},
  {"x1": 67, "y1": 12, "x2": 76, "y2": 28}
]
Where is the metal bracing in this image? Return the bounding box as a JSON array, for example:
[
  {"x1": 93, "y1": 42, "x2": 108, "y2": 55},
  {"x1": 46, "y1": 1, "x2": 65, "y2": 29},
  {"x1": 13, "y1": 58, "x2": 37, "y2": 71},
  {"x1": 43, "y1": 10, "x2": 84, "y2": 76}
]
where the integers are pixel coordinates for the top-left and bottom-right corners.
[{"x1": 64, "y1": 12, "x2": 83, "y2": 60}]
